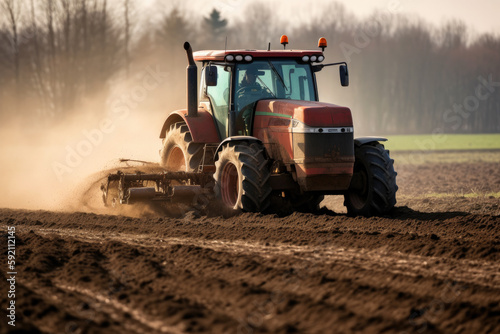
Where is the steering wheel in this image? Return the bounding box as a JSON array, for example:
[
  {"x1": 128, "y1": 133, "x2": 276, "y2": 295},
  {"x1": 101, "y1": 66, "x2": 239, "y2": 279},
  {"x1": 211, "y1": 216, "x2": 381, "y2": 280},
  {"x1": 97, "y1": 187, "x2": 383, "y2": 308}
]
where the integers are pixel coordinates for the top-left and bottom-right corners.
[
  {"x1": 236, "y1": 85, "x2": 260, "y2": 97},
  {"x1": 237, "y1": 85, "x2": 274, "y2": 102}
]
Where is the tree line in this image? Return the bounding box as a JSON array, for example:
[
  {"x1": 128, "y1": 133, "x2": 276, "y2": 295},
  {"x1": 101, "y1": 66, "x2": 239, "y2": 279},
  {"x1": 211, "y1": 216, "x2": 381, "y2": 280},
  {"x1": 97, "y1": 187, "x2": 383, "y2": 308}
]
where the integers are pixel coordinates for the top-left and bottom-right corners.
[{"x1": 0, "y1": 0, "x2": 498, "y2": 134}]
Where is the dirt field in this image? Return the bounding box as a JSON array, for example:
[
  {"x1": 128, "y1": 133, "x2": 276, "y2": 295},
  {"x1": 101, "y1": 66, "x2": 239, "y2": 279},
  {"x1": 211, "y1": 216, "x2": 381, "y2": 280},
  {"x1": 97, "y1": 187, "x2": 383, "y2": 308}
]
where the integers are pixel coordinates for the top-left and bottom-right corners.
[{"x1": 1, "y1": 151, "x2": 499, "y2": 334}]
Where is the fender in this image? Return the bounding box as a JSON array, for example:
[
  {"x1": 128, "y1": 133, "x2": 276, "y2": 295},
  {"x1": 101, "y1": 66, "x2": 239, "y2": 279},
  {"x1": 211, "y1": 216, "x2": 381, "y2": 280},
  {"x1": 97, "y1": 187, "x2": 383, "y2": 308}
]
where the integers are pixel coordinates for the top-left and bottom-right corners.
[
  {"x1": 159, "y1": 109, "x2": 220, "y2": 143},
  {"x1": 214, "y1": 136, "x2": 268, "y2": 162},
  {"x1": 354, "y1": 136, "x2": 387, "y2": 147}
]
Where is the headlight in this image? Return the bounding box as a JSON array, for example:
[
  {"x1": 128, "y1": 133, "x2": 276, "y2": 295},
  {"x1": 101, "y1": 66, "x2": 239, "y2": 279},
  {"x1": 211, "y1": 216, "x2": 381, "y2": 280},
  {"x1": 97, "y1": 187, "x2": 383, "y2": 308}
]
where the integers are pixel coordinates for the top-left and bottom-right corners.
[
  {"x1": 302, "y1": 55, "x2": 310, "y2": 62},
  {"x1": 310, "y1": 55, "x2": 317, "y2": 62},
  {"x1": 225, "y1": 55, "x2": 234, "y2": 62},
  {"x1": 317, "y1": 55, "x2": 325, "y2": 62},
  {"x1": 235, "y1": 55, "x2": 243, "y2": 61},
  {"x1": 244, "y1": 55, "x2": 252, "y2": 62},
  {"x1": 290, "y1": 119, "x2": 353, "y2": 133}
]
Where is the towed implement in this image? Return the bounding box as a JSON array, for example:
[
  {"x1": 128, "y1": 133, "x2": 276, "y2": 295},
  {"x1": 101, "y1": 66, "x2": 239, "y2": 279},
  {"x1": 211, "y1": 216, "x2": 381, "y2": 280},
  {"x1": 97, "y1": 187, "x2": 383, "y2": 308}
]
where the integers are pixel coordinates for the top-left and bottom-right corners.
[
  {"x1": 101, "y1": 171, "x2": 212, "y2": 206},
  {"x1": 102, "y1": 36, "x2": 398, "y2": 216}
]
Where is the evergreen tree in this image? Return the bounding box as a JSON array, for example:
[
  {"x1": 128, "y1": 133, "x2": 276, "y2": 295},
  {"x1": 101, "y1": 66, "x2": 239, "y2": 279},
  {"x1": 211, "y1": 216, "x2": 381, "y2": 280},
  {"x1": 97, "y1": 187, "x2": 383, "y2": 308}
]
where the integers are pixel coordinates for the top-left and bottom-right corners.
[{"x1": 202, "y1": 9, "x2": 227, "y2": 46}]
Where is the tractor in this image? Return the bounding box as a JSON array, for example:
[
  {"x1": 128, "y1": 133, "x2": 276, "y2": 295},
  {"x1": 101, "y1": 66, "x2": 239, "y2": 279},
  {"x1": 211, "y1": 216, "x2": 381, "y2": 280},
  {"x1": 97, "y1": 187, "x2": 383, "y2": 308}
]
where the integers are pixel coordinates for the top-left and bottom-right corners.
[{"x1": 101, "y1": 36, "x2": 397, "y2": 216}]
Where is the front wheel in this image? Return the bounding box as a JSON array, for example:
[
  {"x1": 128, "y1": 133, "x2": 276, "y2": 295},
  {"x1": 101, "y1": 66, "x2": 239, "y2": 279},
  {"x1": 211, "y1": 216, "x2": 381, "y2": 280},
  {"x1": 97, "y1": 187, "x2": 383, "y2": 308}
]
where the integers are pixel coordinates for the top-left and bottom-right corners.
[
  {"x1": 344, "y1": 143, "x2": 398, "y2": 216},
  {"x1": 214, "y1": 142, "x2": 272, "y2": 213}
]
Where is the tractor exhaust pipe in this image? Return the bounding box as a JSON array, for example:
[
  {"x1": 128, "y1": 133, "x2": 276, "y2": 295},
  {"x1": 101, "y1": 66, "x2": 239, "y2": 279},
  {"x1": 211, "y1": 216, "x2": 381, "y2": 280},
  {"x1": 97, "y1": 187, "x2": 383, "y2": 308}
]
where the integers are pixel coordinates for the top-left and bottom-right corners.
[{"x1": 184, "y1": 42, "x2": 198, "y2": 118}]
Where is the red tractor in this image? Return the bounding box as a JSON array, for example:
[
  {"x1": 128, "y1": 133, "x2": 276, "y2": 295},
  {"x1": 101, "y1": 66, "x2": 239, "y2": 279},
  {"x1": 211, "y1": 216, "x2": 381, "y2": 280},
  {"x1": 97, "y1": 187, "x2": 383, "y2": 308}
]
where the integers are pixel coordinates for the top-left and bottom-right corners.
[{"x1": 102, "y1": 36, "x2": 397, "y2": 216}]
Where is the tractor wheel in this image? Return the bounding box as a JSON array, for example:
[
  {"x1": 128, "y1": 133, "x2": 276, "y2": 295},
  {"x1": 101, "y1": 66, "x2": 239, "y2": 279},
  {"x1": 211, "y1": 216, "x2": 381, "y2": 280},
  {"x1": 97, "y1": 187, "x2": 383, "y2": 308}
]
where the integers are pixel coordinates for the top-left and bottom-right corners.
[
  {"x1": 214, "y1": 142, "x2": 272, "y2": 212},
  {"x1": 160, "y1": 122, "x2": 203, "y2": 172},
  {"x1": 344, "y1": 143, "x2": 398, "y2": 217}
]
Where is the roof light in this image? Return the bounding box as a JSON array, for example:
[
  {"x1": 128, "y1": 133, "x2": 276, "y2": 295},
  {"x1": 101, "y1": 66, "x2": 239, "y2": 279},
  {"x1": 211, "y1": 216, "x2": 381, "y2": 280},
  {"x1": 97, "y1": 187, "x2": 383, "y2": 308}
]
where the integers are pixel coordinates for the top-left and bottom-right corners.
[
  {"x1": 280, "y1": 35, "x2": 289, "y2": 49},
  {"x1": 302, "y1": 55, "x2": 310, "y2": 62},
  {"x1": 318, "y1": 55, "x2": 325, "y2": 62},
  {"x1": 225, "y1": 54, "x2": 234, "y2": 62},
  {"x1": 310, "y1": 55, "x2": 317, "y2": 62},
  {"x1": 235, "y1": 55, "x2": 243, "y2": 61},
  {"x1": 244, "y1": 55, "x2": 253, "y2": 62},
  {"x1": 318, "y1": 37, "x2": 327, "y2": 51}
]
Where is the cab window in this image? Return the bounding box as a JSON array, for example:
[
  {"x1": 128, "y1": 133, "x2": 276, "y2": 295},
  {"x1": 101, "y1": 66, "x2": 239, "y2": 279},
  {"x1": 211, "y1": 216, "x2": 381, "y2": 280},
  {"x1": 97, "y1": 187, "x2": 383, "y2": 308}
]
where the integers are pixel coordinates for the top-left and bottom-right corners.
[{"x1": 204, "y1": 65, "x2": 231, "y2": 138}]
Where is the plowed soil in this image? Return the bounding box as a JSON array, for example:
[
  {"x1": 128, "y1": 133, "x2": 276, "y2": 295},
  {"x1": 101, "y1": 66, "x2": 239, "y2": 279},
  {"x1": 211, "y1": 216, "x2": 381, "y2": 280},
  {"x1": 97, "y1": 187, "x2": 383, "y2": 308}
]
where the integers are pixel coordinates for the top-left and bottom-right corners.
[{"x1": 1, "y1": 152, "x2": 499, "y2": 334}]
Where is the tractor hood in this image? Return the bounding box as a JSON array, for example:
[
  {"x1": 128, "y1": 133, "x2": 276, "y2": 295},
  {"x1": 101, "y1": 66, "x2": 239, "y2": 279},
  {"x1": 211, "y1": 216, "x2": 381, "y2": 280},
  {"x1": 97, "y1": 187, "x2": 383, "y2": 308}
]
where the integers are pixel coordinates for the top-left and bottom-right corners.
[{"x1": 254, "y1": 100, "x2": 353, "y2": 127}]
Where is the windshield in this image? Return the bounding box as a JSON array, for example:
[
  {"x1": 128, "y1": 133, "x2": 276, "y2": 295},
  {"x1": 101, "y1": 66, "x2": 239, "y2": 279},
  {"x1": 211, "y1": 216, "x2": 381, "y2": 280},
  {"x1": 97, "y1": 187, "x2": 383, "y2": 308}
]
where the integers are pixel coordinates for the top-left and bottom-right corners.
[{"x1": 234, "y1": 59, "x2": 316, "y2": 111}]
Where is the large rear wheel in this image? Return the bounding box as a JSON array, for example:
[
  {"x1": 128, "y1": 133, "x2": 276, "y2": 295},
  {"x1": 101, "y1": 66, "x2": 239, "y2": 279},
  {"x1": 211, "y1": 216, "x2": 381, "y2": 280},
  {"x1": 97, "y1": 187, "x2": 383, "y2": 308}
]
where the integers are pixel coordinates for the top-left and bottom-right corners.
[
  {"x1": 344, "y1": 143, "x2": 398, "y2": 216},
  {"x1": 214, "y1": 142, "x2": 271, "y2": 212},
  {"x1": 160, "y1": 122, "x2": 203, "y2": 172}
]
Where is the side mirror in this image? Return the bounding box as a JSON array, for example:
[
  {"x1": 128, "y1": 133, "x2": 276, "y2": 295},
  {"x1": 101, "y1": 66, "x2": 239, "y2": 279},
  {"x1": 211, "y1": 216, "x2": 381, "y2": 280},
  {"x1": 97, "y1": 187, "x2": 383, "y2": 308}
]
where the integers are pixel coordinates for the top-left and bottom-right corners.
[
  {"x1": 339, "y1": 64, "x2": 349, "y2": 87},
  {"x1": 205, "y1": 65, "x2": 218, "y2": 86}
]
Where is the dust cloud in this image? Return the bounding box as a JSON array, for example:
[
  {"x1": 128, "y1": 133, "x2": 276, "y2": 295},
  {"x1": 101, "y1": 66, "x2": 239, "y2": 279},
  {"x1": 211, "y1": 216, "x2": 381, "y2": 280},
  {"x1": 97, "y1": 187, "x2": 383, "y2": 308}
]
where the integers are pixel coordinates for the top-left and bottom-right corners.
[{"x1": 0, "y1": 87, "x2": 173, "y2": 212}]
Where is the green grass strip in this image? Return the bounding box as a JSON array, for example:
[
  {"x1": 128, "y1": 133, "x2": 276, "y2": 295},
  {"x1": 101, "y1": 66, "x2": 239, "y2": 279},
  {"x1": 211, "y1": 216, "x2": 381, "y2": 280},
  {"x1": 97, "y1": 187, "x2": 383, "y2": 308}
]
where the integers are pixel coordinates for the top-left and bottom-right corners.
[{"x1": 383, "y1": 134, "x2": 500, "y2": 151}]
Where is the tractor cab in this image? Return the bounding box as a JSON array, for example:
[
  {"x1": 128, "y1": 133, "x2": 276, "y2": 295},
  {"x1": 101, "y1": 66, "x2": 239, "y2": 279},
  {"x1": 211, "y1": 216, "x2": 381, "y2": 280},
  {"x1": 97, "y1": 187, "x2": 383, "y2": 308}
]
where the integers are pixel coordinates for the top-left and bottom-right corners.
[{"x1": 195, "y1": 49, "x2": 328, "y2": 139}]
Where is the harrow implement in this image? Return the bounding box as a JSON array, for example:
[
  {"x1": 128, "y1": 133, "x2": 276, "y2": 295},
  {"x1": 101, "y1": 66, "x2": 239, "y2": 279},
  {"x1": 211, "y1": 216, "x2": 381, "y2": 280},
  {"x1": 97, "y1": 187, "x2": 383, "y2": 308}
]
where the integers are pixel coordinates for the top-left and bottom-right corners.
[{"x1": 100, "y1": 170, "x2": 213, "y2": 208}]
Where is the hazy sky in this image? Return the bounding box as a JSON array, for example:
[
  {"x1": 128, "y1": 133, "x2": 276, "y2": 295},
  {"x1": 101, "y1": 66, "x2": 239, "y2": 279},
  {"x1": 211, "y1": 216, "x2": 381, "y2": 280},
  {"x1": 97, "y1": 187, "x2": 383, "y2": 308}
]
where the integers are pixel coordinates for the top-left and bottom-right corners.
[{"x1": 140, "y1": 0, "x2": 500, "y2": 36}]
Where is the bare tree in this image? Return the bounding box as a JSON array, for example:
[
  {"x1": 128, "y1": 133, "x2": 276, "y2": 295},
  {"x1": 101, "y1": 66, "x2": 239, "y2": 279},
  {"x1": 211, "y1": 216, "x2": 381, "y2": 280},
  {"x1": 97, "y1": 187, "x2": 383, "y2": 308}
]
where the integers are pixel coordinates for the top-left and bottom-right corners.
[
  {"x1": 157, "y1": 7, "x2": 191, "y2": 47},
  {"x1": 123, "y1": 0, "x2": 130, "y2": 77},
  {"x1": 231, "y1": 2, "x2": 275, "y2": 49},
  {"x1": 1, "y1": 0, "x2": 22, "y2": 87}
]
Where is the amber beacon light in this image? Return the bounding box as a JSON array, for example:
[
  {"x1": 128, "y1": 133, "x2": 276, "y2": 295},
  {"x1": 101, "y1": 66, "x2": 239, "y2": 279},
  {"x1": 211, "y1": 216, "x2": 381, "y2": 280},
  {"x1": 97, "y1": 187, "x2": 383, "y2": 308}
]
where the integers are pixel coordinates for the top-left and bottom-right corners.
[
  {"x1": 318, "y1": 37, "x2": 327, "y2": 51},
  {"x1": 280, "y1": 35, "x2": 289, "y2": 49}
]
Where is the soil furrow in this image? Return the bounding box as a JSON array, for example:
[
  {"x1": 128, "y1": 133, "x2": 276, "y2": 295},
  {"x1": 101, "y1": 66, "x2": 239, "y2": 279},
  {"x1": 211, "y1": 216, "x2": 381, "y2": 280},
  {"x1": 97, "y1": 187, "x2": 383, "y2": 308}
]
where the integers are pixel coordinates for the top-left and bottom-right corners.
[{"x1": 28, "y1": 226, "x2": 500, "y2": 289}]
